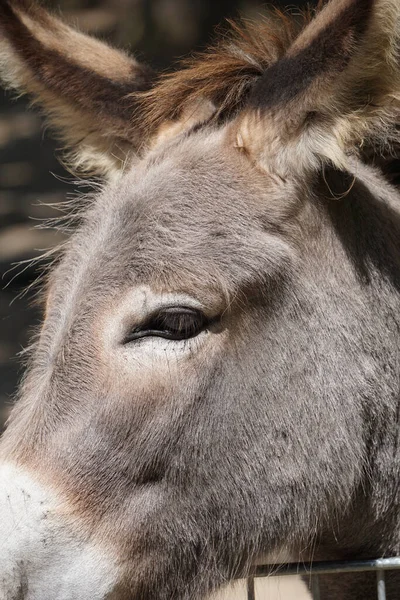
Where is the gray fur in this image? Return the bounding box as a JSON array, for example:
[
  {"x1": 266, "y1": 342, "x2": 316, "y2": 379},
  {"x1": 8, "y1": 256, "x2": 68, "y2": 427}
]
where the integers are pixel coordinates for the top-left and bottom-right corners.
[
  {"x1": 1, "y1": 132, "x2": 400, "y2": 600},
  {"x1": 1, "y1": 1, "x2": 400, "y2": 598}
]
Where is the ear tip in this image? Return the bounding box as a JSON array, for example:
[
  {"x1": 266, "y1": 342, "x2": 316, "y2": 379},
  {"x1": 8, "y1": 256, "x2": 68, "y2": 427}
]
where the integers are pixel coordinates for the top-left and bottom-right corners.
[{"x1": 323, "y1": 0, "x2": 375, "y2": 30}]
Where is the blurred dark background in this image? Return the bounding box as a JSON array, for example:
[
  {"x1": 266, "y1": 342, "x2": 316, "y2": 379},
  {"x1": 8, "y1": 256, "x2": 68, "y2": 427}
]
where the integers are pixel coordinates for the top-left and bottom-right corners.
[{"x1": 0, "y1": 0, "x2": 314, "y2": 427}]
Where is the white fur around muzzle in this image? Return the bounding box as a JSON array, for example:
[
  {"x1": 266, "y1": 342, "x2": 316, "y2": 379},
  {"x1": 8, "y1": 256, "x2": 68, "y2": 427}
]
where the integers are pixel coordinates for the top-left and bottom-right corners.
[{"x1": 0, "y1": 463, "x2": 118, "y2": 600}]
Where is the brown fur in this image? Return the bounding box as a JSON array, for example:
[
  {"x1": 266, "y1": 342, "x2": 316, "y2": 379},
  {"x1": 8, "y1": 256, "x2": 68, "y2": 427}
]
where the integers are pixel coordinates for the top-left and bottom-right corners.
[
  {"x1": 138, "y1": 0, "x2": 400, "y2": 179},
  {"x1": 230, "y1": 0, "x2": 400, "y2": 178},
  {"x1": 3, "y1": 2, "x2": 400, "y2": 600},
  {"x1": 0, "y1": 0, "x2": 154, "y2": 175},
  {"x1": 137, "y1": 9, "x2": 312, "y2": 133},
  {"x1": 2, "y1": 0, "x2": 400, "y2": 178},
  {"x1": 248, "y1": 0, "x2": 374, "y2": 111}
]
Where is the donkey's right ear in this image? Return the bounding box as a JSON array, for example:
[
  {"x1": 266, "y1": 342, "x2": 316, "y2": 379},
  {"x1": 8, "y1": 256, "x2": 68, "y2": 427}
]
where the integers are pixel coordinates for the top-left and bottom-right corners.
[
  {"x1": 231, "y1": 0, "x2": 400, "y2": 179},
  {"x1": 0, "y1": 0, "x2": 155, "y2": 177}
]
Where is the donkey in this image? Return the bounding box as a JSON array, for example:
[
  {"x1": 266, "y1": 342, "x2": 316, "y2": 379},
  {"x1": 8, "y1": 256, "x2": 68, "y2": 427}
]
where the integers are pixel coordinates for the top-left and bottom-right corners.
[{"x1": 1, "y1": 0, "x2": 400, "y2": 598}]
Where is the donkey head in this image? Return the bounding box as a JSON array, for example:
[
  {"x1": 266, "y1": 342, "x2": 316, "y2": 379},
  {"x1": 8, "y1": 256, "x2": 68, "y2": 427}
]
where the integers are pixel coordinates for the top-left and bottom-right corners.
[{"x1": 1, "y1": 0, "x2": 400, "y2": 599}]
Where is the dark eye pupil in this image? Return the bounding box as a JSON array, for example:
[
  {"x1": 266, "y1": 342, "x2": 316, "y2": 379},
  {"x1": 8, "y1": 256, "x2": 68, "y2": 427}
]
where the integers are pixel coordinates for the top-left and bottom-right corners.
[{"x1": 125, "y1": 307, "x2": 208, "y2": 343}]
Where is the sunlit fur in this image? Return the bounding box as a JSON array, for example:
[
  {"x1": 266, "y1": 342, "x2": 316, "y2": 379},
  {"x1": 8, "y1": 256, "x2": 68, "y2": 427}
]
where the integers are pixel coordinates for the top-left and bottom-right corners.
[{"x1": 1, "y1": 1, "x2": 400, "y2": 600}]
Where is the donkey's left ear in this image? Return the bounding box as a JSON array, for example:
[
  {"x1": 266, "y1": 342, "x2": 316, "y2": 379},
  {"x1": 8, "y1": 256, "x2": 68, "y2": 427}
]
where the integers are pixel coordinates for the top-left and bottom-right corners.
[
  {"x1": 233, "y1": 0, "x2": 400, "y2": 178},
  {"x1": 0, "y1": 0, "x2": 155, "y2": 177}
]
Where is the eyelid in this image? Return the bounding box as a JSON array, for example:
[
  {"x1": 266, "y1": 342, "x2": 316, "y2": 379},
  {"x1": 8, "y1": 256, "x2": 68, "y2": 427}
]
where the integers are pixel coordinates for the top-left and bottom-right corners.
[
  {"x1": 143, "y1": 305, "x2": 204, "y2": 324},
  {"x1": 123, "y1": 306, "x2": 208, "y2": 344}
]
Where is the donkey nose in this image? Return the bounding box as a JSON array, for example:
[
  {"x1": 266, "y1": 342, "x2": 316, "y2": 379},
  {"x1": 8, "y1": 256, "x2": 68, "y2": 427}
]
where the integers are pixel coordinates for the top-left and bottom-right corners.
[{"x1": 0, "y1": 463, "x2": 120, "y2": 600}]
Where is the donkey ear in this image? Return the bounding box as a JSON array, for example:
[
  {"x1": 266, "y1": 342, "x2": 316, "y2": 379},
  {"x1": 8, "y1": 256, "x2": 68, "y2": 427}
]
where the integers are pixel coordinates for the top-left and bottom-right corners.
[
  {"x1": 233, "y1": 0, "x2": 400, "y2": 178},
  {"x1": 0, "y1": 0, "x2": 154, "y2": 176}
]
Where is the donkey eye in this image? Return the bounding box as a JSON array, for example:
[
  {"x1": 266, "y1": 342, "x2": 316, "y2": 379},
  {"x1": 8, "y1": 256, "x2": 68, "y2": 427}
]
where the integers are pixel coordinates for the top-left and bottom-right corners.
[{"x1": 124, "y1": 307, "x2": 209, "y2": 343}]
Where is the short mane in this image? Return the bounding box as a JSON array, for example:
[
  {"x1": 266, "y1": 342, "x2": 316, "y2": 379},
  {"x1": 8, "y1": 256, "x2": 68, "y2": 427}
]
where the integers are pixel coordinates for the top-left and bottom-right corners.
[{"x1": 138, "y1": 6, "x2": 318, "y2": 132}]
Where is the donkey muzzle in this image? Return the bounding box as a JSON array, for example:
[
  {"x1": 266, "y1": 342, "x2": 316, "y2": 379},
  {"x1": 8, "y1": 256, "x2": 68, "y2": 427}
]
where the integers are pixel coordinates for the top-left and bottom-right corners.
[{"x1": 0, "y1": 463, "x2": 119, "y2": 600}]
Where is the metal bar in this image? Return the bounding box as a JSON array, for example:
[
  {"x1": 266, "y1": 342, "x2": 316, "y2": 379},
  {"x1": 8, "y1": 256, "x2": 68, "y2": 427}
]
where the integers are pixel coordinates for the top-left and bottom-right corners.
[
  {"x1": 311, "y1": 575, "x2": 321, "y2": 600},
  {"x1": 250, "y1": 557, "x2": 400, "y2": 579},
  {"x1": 377, "y1": 569, "x2": 386, "y2": 600},
  {"x1": 246, "y1": 577, "x2": 255, "y2": 600}
]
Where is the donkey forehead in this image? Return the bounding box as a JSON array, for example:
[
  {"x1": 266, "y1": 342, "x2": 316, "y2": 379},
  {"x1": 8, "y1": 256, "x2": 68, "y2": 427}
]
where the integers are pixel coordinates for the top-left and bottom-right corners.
[
  {"x1": 67, "y1": 131, "x2": 295, "y2": 299},
  {"x1": 114, "y1": 129, "x2": 285, "y2": 220},
  {"x1": 123, "y1": 129, "x2": 265, "y2": 214}
]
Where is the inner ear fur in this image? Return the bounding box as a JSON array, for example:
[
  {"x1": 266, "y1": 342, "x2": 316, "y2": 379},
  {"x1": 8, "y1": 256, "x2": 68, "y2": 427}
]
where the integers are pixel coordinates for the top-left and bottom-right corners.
[
  {"x1": 0, "y1": 0, "x2": 155, "y2": 176},
  {"x1": 234, "y1": 0, "x2": 400, "y2": 177}
]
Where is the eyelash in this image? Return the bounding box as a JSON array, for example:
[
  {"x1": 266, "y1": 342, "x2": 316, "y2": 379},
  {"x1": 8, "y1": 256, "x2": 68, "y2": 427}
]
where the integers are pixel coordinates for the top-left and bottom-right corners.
[{"x1": 124, "y1": 307, "x2": 211, "y2": 344}]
